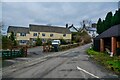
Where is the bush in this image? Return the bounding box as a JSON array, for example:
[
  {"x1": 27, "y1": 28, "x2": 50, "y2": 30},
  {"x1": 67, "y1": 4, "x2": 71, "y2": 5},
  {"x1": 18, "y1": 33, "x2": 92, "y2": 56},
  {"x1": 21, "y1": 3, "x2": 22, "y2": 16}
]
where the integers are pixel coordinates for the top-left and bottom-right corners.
[
  {"x1": 83, "y1": 35, "x2": 92, "y2": 44},
  {"x1": 60, "y1": 39, "x2": 67, "y2": 45},
  {"x1": 71, "y1": 41, "x2": 76, "y2": 44},
  {"x1": 87, "y1": 49, "x2": 99, "y2": 55},
  {"x1": 59, "y1": 43, "x2": 80, "y2": 51},
  {"x1": 46, "y1": 40, "x2": 52, "y2": 45}
]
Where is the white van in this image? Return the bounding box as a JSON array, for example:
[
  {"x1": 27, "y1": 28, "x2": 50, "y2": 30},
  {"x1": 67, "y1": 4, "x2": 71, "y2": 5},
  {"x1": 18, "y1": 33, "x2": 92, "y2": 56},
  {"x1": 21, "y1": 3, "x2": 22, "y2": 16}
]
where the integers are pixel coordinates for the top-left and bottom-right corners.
[{"x1": 52, "y1": 40, "x2": 61, "y2": 45}]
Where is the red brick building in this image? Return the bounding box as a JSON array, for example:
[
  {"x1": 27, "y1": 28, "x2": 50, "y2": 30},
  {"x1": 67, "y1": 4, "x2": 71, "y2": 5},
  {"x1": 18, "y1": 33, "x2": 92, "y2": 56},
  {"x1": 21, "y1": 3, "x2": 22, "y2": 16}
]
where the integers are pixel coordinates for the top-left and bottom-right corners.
[{"x1": 93, "y1": 24, "x2": 120, "y2": 55}]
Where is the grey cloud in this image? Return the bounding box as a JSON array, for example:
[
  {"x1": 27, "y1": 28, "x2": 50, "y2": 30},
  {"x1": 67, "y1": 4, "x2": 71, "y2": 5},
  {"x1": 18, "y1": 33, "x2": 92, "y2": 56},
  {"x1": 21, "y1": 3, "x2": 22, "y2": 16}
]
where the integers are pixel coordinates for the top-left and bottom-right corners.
[
  {"x1": 2, "y1": 2, "x2": 118, "y2": 29},
  {"x1": 2, "y1": 0, "x2": 120, "y2": 2},
  {"x1": 0, "y1": 3, "x2": 2, "y2": 21}
]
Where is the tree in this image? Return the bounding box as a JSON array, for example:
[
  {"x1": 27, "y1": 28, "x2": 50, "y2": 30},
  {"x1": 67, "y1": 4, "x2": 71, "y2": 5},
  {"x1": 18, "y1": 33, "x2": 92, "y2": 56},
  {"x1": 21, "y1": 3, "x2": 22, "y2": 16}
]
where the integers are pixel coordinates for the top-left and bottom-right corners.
[
  {"x1": 97, "y1": 18, "x2": 102, "y2": 34},
  {"x1": 118, "y1": 9, "x2": 120, "y2": 24},
  {"x1": 104, "y1": 12, "x2": 113, "y2": 30},
  {"x1": 79, "y1": 20, "x2": 92, "y2": 32},
  {"x1": 36, "y1": 37, "x2": 42, "y2": 46},
  {"x1": 2, "y1": 36, "x2": 12, "y2": 49},
  {"x1": 114, "y1": 9, "x2": 120, "y2": 25},
  {"x1": 96, "y1": 10, "x2": 120, "y2": 34},
  {"x1": 116, "y1": 10, "x2": 119, "y2": 25},
  {"x1": 111, "y1": 15, "x2": 115, "y2": 26},
  {"x1": 9, "y1": 31, "x2": 17, "y2": 46},
  {"x1": 101, "y1": 20, "x2": 105, "y2": 33},
  {"x1": 72, "y1": 32, "x2": 81, "y2": 43},
  {"x1": 111, "y1": 9, "x2": 120, "y2": 26},
  {"x1": 9, "y1": 32, "x2": 15, "y2": 41}
]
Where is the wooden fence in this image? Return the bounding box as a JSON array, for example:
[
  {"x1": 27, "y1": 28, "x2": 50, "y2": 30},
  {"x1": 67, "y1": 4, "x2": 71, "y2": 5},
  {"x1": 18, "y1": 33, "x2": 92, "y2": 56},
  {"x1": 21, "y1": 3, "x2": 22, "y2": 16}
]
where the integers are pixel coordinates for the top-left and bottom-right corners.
[{"x1": 1, "y1": 46, "x2": 27, "y2": 59}]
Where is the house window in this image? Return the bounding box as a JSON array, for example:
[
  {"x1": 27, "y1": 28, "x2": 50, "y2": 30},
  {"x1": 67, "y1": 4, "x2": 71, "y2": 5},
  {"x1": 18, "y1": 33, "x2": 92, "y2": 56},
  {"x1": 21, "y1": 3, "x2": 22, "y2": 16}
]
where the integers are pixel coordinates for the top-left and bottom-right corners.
[
  {"x1": 42, "y1": 39, "x2": 46, "y2": 43},
  {"x1": 20, "y1": 33, "x2": 26, "y2": 36},
  {"x1": 50, "y1": 34, "x2": 53, "y2": 37},
  {"x1": 42, "y1": 33, "x2": 45, "y2": 36},
  {"x1": 33, "y1": 38, "x2": 37, "y2": 43},
  {"x1": 20, "y1": 40, "x2": 26, "y2": 43},
  {"x1": 33, "y1": 33, "x2": 38, "y2": 36},
  {"x1": 63, "y1": 34, "x2": 66, "y2": 37}
]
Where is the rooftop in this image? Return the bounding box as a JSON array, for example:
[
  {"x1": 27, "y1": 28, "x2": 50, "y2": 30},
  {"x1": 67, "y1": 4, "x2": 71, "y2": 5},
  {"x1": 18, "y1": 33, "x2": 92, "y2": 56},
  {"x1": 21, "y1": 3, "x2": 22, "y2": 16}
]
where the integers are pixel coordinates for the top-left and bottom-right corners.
[
  {"x1": 29, "y1": 24, "x2": 71, "y2": 34},
  {"x1": 7, "y1": 26, "x2": 29, "y2": 33},
  {"x1": 95, "y1": 24, "x2": 120, "y2": 39},
  {"x1": 7, "y1": 24, "x2": 71, "y2": 34}
]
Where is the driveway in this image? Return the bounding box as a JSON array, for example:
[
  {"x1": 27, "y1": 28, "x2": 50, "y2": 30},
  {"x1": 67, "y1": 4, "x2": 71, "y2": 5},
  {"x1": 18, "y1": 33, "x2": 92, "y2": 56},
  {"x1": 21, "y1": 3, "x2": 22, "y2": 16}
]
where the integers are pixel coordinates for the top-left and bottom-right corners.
[{"x1": 2, "y1": 46, "x2": 44, "y2": 67}]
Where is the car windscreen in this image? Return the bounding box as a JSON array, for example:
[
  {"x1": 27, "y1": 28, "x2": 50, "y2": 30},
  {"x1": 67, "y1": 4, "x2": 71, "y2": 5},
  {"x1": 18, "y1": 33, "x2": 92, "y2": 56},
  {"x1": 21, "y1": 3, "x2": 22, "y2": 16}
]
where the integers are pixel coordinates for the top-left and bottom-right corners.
[{"x1": 52, "y1": 41, "x2": 59, "y2": 43}]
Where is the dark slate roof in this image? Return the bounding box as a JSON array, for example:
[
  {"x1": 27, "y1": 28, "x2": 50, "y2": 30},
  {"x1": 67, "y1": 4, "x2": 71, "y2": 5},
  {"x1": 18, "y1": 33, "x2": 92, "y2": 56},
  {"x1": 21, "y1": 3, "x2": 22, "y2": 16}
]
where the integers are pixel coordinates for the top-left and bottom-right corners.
[
  {"x1": 7, "y1": 26, "x2": 29, "y2": 33},
  {"x1": 95, "y1": 24, "x2": 120, "y2": 39},
  {"x1": 29, "y1": 24, "x2": 71, "y2": 34}
]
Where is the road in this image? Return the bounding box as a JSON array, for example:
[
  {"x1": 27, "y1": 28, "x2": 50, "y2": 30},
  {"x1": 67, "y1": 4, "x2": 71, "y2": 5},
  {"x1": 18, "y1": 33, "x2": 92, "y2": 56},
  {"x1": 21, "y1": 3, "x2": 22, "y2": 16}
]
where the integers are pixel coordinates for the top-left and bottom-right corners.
[{"x1": 2, "y1": 44, "x2": 119, "y2": 79}]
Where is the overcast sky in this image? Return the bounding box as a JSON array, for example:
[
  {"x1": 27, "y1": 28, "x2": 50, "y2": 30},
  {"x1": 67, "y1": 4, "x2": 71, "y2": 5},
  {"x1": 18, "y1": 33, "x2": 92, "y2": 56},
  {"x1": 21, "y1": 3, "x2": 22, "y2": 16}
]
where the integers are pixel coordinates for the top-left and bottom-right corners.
[
  {"x1": 1, "y1": 1, "x2": 119, "y2": 34},
  {"x1": 1, "y1": 0, "x2": 120, "y2": 2}
]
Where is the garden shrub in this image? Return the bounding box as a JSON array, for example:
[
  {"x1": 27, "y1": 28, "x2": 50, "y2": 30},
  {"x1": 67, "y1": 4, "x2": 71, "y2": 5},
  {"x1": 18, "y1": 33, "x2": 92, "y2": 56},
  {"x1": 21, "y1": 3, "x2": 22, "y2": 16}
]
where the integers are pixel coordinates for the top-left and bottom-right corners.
[
  {"x1": 46, "y1": 40, "x2": 52, "y2": 45},
  {"x1": 60, "y1": 39, "x2": 67, "y2": 45},
  {"x1": 36, "y1": 37, "x2": 42, "y2": 46}
]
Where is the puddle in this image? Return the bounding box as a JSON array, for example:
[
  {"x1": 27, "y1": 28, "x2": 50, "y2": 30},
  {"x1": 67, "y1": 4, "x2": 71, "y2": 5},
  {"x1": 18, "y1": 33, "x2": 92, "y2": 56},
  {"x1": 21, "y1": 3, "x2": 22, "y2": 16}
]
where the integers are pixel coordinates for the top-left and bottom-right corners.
[
  {"x1": 67, "y1": 61, "x2": 76, "y2": 64},
  {"x1": 71, "y1": 59, "x2": 79, "y2": 61},
  {"x1": 60, "y1": 69, "x2": 78, "y2": 71},
  {"x1": 74, "y1": 51, "x2": 80, "y2": 53},
  {"x1": 71, "y1": 58, "x2": 89, "y2": 61}
]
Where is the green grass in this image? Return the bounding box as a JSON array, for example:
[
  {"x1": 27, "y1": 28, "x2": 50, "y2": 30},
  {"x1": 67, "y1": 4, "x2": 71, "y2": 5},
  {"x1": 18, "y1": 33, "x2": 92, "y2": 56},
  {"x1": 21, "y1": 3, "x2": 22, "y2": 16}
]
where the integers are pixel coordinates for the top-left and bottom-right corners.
[{"x1": 87, "y1": 49, "x2": 120, "y2": 74}]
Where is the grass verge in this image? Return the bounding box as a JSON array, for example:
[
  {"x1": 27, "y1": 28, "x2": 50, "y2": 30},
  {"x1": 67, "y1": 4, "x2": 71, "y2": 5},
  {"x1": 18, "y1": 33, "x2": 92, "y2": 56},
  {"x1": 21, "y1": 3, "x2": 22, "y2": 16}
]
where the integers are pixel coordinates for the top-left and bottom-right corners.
[{"x1": 87, "y1": 48, "x2": 120, "y2": 75}]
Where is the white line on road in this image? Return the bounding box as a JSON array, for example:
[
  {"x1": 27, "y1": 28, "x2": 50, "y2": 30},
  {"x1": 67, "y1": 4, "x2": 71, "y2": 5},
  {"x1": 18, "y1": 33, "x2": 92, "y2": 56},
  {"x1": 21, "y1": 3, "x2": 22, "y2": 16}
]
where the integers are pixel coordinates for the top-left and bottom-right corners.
[
  {"x1": 77, "y1": 66, "x2": 100, "y2": 78},
  {"x1": 63, "y1": 52, "x2": 70, "y2": 55},
  {"x1": 27, "y1": 59, "x2": 47, "y2": 66}
]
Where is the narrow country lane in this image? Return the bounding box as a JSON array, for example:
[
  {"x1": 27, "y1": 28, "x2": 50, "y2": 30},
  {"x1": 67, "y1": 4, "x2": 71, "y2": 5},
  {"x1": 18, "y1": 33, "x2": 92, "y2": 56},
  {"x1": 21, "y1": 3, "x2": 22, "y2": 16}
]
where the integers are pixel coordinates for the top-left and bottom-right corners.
[{"x1": 2, "y1": 44, "x2": 119, "y2": 79}]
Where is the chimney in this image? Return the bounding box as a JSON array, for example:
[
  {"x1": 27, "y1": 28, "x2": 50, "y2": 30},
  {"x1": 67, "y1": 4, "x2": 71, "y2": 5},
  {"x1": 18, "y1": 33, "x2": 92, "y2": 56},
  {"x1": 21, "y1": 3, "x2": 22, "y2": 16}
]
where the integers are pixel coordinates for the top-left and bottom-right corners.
[
  {"x1": 71, "y1": 24, "x2": 73, "y2": 27},
  {"x1": 66, "y1": 24, "x2": 68, "y2": 28}
]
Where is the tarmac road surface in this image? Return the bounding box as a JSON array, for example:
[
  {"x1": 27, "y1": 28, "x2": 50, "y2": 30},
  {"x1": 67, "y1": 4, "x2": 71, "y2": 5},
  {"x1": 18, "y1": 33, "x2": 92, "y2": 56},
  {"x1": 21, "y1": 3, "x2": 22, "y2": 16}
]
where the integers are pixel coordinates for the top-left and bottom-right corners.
[{"x1": 2, "y1": 43, "x2": 119, "y2": 79}]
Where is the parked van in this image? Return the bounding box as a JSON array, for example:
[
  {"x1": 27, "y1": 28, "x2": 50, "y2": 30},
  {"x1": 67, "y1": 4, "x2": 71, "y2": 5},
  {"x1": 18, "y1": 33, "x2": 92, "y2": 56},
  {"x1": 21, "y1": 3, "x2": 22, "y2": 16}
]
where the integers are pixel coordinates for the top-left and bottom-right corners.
[
  {"x1": 52, "y1": 40, "x2": 61, "y2": 45},
  {"x1": 52, "y1": 40, "x2": 61, "y2": 52}
]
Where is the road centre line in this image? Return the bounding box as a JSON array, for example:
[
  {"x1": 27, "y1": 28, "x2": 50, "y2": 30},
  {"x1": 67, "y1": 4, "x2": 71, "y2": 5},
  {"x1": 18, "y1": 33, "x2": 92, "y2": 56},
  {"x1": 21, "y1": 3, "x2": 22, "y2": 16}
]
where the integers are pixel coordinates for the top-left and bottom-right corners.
[{"x1": 77, "y1": 66, "x2": 100, "y2": 78}]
